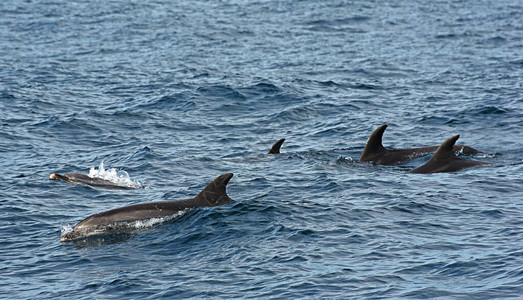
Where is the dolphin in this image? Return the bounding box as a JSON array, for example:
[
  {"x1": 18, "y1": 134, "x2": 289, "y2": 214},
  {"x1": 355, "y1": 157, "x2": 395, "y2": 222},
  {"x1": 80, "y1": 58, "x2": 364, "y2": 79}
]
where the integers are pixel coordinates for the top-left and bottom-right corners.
[
  {"x1": 50, "y1": 172, "x2": 135, "y2": 190},
  {"x1": 60, "y1": 173, "x2": 234, "y2": 242},
  {"x1": 410, "y1": 135, "x2": 490, "y2": 173},
  {"x1": 268, "y1": 138, "x2": 285, "y2": 154},
  {"x1": 359, "y1": 125, "x2": 481, "y2": 165}
]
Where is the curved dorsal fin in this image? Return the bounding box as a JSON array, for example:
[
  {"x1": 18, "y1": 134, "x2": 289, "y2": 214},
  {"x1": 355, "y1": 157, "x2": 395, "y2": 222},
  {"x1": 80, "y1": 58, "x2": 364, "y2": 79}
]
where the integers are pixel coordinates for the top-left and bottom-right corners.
[
  {"x1": 195, "y1": 173, "x2": 234, "y2": 206},
  {"x1": 359, "y1": 125, "x2": 387, "y2": 161},
  {"x1": 429, "y1": 135, "x2": 460, "y2": 162},
  {"x1": 268, "y1": 138, "x2": 285, "y2": 154}
]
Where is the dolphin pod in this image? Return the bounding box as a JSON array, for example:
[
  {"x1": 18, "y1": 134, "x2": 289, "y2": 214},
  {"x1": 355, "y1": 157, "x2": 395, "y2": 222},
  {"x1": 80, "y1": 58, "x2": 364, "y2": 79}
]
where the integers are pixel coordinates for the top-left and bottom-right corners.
[
  {"x1": 57, "y1": 126, "x2": 492, "y2": 243},
  {"x1": 50, "y1": 173, "x2": 136, "y2": 190},
  {"x1": 60, "y1": 173, "x2": 234, "y2": 242},
  {"x1": 359, "y1": 125, "x2": 481, "y2": 165},
  {"x1": 267, "y1": 125, "x2": 488, "y2": 172}
]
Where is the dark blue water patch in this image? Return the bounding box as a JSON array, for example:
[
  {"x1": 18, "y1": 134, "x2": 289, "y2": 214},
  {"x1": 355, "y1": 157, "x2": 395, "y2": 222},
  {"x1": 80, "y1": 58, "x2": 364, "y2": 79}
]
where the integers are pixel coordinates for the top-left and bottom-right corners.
[
  {"x1": 0, "y1": 90, "x2": 16, "y2": 102},
  {"x1": 509, "y1": 58, "x2": 523, "y2": 66},
  {"x1": 388, "y1": 200, "x2": 448, "y2": 215},
  {"x1": 304, "y1": 15, "x2": 371, "y2": 27},
  {"x1": 314, "y1": 79, "x2": 383, "y2": 92},
  {"x1": 196, "y1": 84, "x2": 247, "y2": 101},
  {"x1": 467, "y1": 106, "x2": 507, "y2": 115},
  {"x1": 302, "y1": 14, "x2": 371, "y2": 34},
  {"x1": 418, "y1": 114, "x2": 463, "y2": 126},
  {"x1": 481, "y1": 36, "x2": 508, "y2": 47},
  {"x1": 268, "y1": 104, "x2": 316, "y2": 123},
  {"x1": 134, "y1": 93, "x2": 197, "y2": 112},
  {"x1": 124, "y1": 146, "x2": 155, "y2": 161},
  {"x1": 400, "y1": 287, "x2": 459, "y2": 299},
  {"x1": 237, "y1": 82, "x2": 282, "y2": 97},
  {"x1": 478, "y1": 208, "x2": 504, "y2": 218}
]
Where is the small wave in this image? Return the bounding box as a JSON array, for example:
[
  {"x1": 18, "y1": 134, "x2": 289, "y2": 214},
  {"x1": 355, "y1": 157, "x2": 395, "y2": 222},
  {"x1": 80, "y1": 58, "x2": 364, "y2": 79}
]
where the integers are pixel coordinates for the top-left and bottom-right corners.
[
  {"x1": 473, "y1": 106, "x2": 507, "y2": 115},
  {"x1": 196, "y1": 85, "x2": 247, "y2": 101},
  {"x1": 304, "y1": 16, "x2": 370, "y2": 27},
  {"x1": 482, "y1": 36, "x2": 507, "y2": 45},
  {"x1": 239, "y1": 82, "x2": 282, "y2": 97},
  {"x1": 0, "y1": 91, "x2": 16, "y2": 100},
  {"x1": 88, "y1": 161, "x2": 142, "y2": 188},
  {"x1": 135, "y1": 93, "x2": 196, "y2": 112}
]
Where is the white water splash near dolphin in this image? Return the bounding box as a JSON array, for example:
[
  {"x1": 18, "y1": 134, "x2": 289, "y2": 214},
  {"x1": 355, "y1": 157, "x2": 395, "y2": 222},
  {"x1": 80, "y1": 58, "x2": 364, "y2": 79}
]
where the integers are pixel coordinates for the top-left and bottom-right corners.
[{"x1": 88, "y1": 161, "x2": 142, "y2": 189}]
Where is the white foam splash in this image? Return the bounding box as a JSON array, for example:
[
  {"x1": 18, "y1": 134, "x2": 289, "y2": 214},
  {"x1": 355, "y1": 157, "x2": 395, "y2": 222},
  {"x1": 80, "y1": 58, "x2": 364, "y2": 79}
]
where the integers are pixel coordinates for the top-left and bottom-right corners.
[
  {"x1": 476, "y1": 152, "x2": 496, "y2": 159},
  {"x1": 130, "y1": 209, "x2": 190, "y2": 229},
  {"x1": 61, "y1": 224, "x2": 73, "y2": 235},
  {"x1": 88, "y1": 161, "x2": 142, "y2": 188}
]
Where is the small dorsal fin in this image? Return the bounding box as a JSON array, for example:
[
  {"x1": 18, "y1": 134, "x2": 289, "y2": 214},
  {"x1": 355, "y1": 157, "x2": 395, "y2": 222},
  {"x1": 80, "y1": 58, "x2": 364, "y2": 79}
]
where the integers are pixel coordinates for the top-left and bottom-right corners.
[
  {"x1": 268, "y1": 138, "x2": 285, "y2": 154},
  {"x1": 429, "y1": 135, "x2": 460, "y2": 162},
  {"x1": 359, "y1": 125, "x2": 387, "y2": 161},
  {"x1": 195, "y1": 173, "x2": 234, "y2": 206}
]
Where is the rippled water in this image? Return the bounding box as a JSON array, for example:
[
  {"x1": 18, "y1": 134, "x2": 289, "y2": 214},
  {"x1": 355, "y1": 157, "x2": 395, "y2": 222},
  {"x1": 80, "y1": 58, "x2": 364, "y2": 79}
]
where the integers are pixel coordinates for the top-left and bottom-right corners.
[{"x1": 1, "y1": 0, "x2": 522, "y2": 298}]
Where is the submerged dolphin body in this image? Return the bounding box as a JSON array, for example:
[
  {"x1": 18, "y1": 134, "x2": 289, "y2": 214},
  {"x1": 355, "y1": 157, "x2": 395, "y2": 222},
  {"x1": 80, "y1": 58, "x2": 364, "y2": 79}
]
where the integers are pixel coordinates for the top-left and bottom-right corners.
[
  {"x1": 359, "y1": 125, "x2": 480, "y2": 165},
  {"x1": 268, "y1": 138, "x2": 285, "y2": 154},
  {"x1": 50, "y1": 173, "x2": 135, "y2": 190},
  {"x1": 60, "y1": 173, "x2": 234, "y2": 242},
  {"x1": 410, "y1": 136, "x2": 490, "y2": 173}
]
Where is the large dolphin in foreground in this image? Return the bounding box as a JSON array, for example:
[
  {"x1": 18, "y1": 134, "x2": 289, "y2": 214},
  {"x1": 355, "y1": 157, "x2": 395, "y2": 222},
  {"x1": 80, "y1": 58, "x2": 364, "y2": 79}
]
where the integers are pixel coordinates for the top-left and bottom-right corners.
[
  {"x1": 410, "y1": 136, "x2": 490, "y2": 173},
  {"x1": 359, "y1": 125, "x2": 481, "y2": 165},
  {"x1": 50, "y1": 173, "x2": 136, "y2": 189},
  {"x1": 61, "y1": 173, "x2": 234, "y2": 242}
]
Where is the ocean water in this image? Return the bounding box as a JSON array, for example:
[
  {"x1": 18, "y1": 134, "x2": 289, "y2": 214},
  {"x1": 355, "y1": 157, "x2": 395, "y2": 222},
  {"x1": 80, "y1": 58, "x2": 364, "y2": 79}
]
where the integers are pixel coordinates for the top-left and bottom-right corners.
[{"x1": 1, "y1": 0, "x2": 522, "y2": 298}]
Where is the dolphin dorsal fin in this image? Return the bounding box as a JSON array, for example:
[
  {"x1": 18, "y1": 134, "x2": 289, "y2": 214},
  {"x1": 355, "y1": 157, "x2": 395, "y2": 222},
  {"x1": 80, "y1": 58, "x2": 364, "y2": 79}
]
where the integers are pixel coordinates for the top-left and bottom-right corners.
[
  {"x1": 359, "y1": 125, "x2": 387, "y2": 161},
  {"x1": 429, "y1": 135, "x2": 460, "y2": 162},
  {"x1": 268, "y1": 138, "x2": 285, "y2": 154},
  {"x1": 195, "y1": 173, "x2": 234, "y2": 206}
]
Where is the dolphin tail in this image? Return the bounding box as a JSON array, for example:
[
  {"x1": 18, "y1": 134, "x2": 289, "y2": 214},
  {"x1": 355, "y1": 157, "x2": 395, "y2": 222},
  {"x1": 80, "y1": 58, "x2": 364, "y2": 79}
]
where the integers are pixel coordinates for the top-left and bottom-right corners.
[
  {"x1": 268, "y1": 138, "x2": 285, "y2": 154},
  {"x1": 359, "y1": 125, "x2": 387, "y2": 161},
  {"x1": 195, "y1": 173, "x2": 234, "y2": 206}
]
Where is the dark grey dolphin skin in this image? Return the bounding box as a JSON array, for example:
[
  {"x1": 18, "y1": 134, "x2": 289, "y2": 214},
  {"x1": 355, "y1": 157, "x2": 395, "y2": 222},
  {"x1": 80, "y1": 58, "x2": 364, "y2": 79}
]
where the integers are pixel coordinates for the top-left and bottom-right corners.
[
  {"x1": 268, "y1": 138, "x2": 285, "y2": 154},
  {"x1": 50, "y1": 172, "x2": 135, "y2": 190},
  {"x1": 410, "y1": 135, "x2": 490, "y2": 173},
  {"x1": 60, "y1": 173, "x2": 234, "y2": 242},
  {"x1": 359, "y1": 125, "x2": 481, "y2": 165}
]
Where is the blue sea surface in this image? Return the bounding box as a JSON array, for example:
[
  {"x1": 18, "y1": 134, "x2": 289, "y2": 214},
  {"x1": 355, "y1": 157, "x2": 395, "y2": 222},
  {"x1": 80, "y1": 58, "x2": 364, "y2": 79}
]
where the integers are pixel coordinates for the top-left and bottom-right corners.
[{"x1": 1, "y1": 0, "x2": 522, "y2": 298}]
